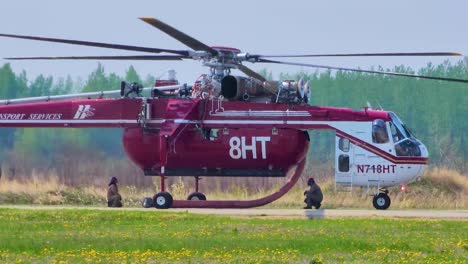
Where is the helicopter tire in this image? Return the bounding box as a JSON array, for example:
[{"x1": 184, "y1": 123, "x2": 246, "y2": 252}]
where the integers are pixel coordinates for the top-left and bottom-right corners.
[
  {"x1": 153, "y1": 192, "x2": 173, "y2": 209},
  {"x1": 373, "y1": 192, "x2": 391, "y2": 210},
  {"x1": 187, "y1": 192, "x2": 206, "y2": 201}
]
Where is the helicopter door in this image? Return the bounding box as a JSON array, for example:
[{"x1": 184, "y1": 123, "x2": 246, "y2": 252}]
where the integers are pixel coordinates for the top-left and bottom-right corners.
[
  {"x1": 335, "y1": 136, "x2": 354, "y2": 186},
  {"x1": 354, "y1": 121, "x2": 397, "y2": 186}
]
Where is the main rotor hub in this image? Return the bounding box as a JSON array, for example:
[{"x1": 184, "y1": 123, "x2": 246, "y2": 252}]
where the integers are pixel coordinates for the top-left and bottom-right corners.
[
  {"x1": 209, "y1": 46, "x2": 242, "y2": 64},
  {"x1": 211, "y1": 46, "x2": 241, "y2": 57},
  {"x1": 203, "y1": 46, "x2": 243, "y2": 80}
]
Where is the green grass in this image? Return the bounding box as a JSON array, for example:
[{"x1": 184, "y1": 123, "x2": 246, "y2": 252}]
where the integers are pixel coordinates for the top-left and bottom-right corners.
[{"x1": 0, "y1": 209, "x2": 466, "y2": 263}]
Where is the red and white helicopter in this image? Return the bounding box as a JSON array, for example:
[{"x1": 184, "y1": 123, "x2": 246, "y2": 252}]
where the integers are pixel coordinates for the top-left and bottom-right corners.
[{"x1": 1, "y1": 18, "x2": 466, "y2": 210}]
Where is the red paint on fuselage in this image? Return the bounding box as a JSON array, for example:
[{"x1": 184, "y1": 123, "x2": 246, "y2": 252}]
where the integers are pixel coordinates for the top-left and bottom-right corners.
[{"x1": 122, "y1": 127, "x2": 309, "y2": 175}]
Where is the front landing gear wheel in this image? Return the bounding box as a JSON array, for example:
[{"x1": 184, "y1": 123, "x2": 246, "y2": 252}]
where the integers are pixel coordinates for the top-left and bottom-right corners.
[
  {"x1": 373, "y1": 193, "x2": 391, "y2": 210},
  {"x1": 187, "y1": 192, "x2": 206, "y2": 201},
  {"x1": 153, "y1": 192, "x2": 173, "y2": 209}
]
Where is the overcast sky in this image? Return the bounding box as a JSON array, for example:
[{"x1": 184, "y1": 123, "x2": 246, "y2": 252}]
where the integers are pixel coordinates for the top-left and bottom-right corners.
[{"x1": 0, "y1": 0, "x2": 466, "y2": 85}]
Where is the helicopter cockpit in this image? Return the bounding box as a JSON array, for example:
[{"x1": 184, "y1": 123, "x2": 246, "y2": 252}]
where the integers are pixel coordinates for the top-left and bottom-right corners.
[{"x1": 372, "y1": 113, "x2": 427, "y2": 157}]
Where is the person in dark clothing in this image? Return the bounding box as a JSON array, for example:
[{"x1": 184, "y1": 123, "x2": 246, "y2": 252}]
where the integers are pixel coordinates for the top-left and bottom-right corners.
[
  {"x1": 303, "y1": 177, "x2": 323, "y2": 209},
  {"x1": 107, "y1": 177, "x2": 123, "y2": 207}
]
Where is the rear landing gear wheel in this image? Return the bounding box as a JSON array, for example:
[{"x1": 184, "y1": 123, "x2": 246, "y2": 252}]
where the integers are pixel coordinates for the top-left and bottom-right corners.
[
  {"x1": 153, "y1": 192, "x2": 173, "y2": 209},
  {"x1": 373, "y1": 192, "x2": 391, "y2": 210},
  {"x1": 187, "y1": 192, "x2": 206, "y2": 201}
]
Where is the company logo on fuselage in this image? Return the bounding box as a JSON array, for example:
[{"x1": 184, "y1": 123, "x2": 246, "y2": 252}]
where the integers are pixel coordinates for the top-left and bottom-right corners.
[{"x1": 73, "y1": 105, "x2": 95, "y2": 119}]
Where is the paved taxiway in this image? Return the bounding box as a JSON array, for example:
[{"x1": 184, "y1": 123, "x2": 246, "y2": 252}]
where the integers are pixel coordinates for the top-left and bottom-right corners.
[
  {"x1": 1, "y1": 206, "x2": 466, "y2": 219},
  {"x1": 169, "y1": 208, "x2": 468, "y2": 219}
]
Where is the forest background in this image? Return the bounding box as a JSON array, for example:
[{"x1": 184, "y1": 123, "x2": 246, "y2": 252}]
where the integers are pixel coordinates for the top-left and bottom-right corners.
[{"x1": 0, "y1": 59, "x2": 466, "y2": 192}]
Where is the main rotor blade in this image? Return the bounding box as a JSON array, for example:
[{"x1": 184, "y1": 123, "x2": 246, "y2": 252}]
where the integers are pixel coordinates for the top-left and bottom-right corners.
[
  {"x1": 237, "y1": 64, "x2": 266, "y2": 82},
  {"x1": 5, "y1": 55, "x2": 187, "y2": 60},
  {"x1": 139, "y1": 17, "x2": 218, "y2": 56},
  {"x1": 258, "y1": 59, "x2": 468, "y2": 83},
  {"x1": 0, "y1": 33, "x2": 189, "y2": 56},
  {"x1": 253, "y1": 52, "x2": 462, "y2": 58}
]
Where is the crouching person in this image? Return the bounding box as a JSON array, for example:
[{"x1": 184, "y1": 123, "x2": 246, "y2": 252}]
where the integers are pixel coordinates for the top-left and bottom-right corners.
[
  {"x1": 304, "y1": 177, "x2": 323, "y2": 209},
  {"x1": 107, "y1": 177, "x2": 123, "y2": 207}
]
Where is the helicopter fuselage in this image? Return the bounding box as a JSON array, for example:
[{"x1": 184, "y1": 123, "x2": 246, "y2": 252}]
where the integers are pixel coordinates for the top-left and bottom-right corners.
[{"x1": 0, "y1": 96, "x2": 428, "y2": 190}]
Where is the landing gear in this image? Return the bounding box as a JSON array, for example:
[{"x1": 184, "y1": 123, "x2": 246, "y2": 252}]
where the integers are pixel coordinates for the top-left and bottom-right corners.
[
  {"x1": 372, "y1": 190, "x2": 391, "y2": 210},
  {"x1": 187, "y1": 176, "x2": 207, "y2": 201},
  {"x1": 187, "y1": 192, "x2": 206, "y2": 201},
  {"x1": 143, "y1": 175, "x2": 208, "y2": 209},
  {"x1": 153, "y1": 192, "x2": 173, "y2": 209}
]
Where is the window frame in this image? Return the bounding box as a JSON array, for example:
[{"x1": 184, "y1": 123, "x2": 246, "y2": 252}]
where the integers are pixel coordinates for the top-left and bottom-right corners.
[
  {"x1": 339, "y1": 138, "x2": 350, "y2": 152},
  {"x1": 338, "y1": 154, "x2": 350, "y2": 172}
]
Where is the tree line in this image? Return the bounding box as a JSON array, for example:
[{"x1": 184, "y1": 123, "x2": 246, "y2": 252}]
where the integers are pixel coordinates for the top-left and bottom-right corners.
[{"x1": 0, "y1": 59, "x2": 466, "y2": 180}]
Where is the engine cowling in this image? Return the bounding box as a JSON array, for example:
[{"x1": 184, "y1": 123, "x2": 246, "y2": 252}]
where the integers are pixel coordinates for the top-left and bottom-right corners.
[
  {"x1": 221, "y1": 75, "x2": 311, "y2": 104},
  {"x1": 221, "y1": 75, "x2": 265, "y2": 101}
]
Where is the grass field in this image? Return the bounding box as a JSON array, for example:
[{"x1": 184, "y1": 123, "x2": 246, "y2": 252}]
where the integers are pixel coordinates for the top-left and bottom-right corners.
[{"x1": 0, "y1": 208, "x2": 466, "y2": 263}]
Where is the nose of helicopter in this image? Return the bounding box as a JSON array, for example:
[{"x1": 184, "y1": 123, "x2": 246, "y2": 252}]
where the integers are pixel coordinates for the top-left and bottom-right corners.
[
  {"x1": 419, "y1": 141, "x2": 429, "y2": 159},
  {"x1": 414, "y1": 140, "x2": 429, "y2": 181}
]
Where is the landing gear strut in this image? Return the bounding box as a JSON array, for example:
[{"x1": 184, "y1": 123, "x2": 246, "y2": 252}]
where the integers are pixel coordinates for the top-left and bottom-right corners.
[
  {"x1": 372, "y1": 189, "x2": 391, "y2": 210},
  {"x1": 187, "y1": 176, "x2": 207, "y2": 201}
]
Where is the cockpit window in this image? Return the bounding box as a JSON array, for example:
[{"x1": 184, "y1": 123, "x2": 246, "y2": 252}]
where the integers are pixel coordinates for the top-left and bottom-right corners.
[
  {"x1": 395, "y1": 139, "x2": 421, "y2": 157},
  {"x1": 389, "y1": 113, "x2": 408, "y2": 137},
  {"x1": 401, "y1": 124, "x2": 415, "y2": 138},
  {"x1": 388, "y1": 112, "x2": 421, "y2": 157},
  {"x1": 372, "y1": 119, "x2": 389, "y2": 144},
  {"x1": 389, "y1": 122, "x2": 405, "y2": 143},
  {"x1": 388, "y1": 112, "x2": 415, "y2": 139}
]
